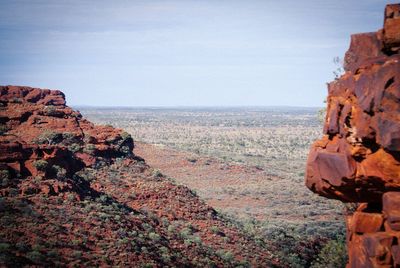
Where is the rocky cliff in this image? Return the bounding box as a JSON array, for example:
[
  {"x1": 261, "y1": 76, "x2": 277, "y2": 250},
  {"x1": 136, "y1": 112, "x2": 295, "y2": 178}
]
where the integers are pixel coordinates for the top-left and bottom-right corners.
[
  {"x1": 306, "y1": 4, "x2": 400, "y2": 267},
  {"x1": 0, "y1": 86, "x2": 135, "y2": 196}
]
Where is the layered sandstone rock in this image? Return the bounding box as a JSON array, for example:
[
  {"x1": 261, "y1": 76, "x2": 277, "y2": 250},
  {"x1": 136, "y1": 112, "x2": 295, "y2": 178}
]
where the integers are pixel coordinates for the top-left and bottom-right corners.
[
  {"x1": 0, "y1": 85, "x2": 134, "y2": 181},
  {"x1": 345, "y1": 192, "x2": 400, "y2": 267},
  {"x1": 306, "y1": 4, "x2": 400, "y2": 203},
  {"x1": 306, "y1": 4, "x2": 400, "y2": 267}
]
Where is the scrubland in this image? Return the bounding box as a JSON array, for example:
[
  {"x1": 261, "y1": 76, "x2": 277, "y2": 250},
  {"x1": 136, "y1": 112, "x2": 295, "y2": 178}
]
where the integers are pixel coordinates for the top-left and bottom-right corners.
[{"x1": 81, "y1": 107, "x2": 347, "y2": 267}]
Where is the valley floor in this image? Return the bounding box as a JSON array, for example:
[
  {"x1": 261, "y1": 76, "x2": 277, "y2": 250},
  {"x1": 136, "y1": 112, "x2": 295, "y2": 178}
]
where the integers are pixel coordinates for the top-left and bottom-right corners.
[
  {"x1": 81, "y1": 107, "x2": 348, "y2": 266},
  {"x1": 135, "y1": 142, "x2": 338, "y2": 223}
]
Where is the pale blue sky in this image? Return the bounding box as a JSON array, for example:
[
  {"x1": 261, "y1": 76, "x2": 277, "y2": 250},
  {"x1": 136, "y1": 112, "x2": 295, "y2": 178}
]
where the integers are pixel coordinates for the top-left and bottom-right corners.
[{"x1": 0, "y1": 0, "x2": 393, "y2": 106}]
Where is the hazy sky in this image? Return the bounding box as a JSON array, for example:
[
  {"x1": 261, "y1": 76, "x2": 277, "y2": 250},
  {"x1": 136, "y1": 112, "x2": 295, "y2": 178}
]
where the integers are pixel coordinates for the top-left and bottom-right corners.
[{"x1": 0, "y1": 0, "x2": 393, "y2": 107}]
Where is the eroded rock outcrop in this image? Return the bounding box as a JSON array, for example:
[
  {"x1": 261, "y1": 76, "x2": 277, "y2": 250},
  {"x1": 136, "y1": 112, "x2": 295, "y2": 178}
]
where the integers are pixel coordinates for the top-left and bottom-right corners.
[
  {"x1": 306, "y1": 4, "x2": 400, "y2": 267},
  {"x1": 0, "y1": 85, "x2": 134, "y2": 195}
]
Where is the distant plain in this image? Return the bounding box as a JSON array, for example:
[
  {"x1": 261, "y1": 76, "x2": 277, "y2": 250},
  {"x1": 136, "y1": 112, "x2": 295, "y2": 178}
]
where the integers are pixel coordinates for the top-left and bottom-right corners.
[{"x1": 80, "y1": 106, "x2": 347, "y2": 266}]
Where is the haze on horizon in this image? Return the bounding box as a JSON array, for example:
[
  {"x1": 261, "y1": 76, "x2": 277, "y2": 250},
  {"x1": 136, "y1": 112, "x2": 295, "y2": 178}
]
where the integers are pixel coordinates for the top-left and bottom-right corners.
[{"x1": 0, "y1": 0, "x2": 393, "y2": 107}]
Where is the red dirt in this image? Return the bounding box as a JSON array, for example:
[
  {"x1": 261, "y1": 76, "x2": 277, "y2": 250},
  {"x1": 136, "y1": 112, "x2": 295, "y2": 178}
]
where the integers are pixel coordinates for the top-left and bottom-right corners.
[{"x1": 134, "y1": 142, "x2": 279, "y2": 221}]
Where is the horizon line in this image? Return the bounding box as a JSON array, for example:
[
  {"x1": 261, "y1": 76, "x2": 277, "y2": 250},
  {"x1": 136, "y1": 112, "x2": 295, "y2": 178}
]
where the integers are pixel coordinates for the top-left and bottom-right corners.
[{"x1": 72, "y1": 104, "x2": 324, "y2": 109}]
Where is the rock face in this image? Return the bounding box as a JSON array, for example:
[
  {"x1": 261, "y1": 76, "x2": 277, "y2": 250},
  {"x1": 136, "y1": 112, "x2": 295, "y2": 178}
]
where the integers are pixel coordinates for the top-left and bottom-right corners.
[
  {"x1": 305, "y1": 4, "x2": 400, "y2": 267},
  {"x1": 0, "y1": 85, "x2": 134, "y2": 180}
]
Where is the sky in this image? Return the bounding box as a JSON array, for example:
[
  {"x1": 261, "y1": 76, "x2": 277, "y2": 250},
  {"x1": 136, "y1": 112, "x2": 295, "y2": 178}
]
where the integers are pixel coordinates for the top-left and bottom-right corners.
[{"x1": 0, "y1": 0, "x2": 394, "y2": 107}]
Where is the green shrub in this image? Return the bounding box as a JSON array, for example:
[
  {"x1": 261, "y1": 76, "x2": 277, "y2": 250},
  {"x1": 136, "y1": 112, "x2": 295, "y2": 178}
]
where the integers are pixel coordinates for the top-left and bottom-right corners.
[
  {"x1": 15, "y1": 242, "x2": 28, "y2": 252},
  {"x1": 193, "y1": 236, "x2": 202, "y2": 245},
  {"x1": 210, "y1": 225, "x2": 219, "y2": 234},
  {"x1": 161, "y1": 253, "x2": 171, "y2": 262},
  {"x1": 311, "y1": 236, "x2": 347, "y2": 268},
  {"x1": 120, "y1": 131, "x2": 131, "y2": 140},
  {"x1": 179, "y1": 227, "x2": 193, "y2": 239},
  {"x1": 216, "y1": 249, "x2": 234, "y2": 262},
  {"x1": 8, "y1": 188, "x2": 19, "y2": 197},
  {"x1": 71, "y1": 239, "x2": 80, "y2": 246},
  {"x1": 83, "y1": 144, "x2": 96, "y2": 154},
  {"x1": 68, "y1": 143, "x2": 81, "y2": 153},
  {"x1": 10, "y1": 97, "x2": 22, "y2": 103},
  {"x1": 33, "y1": 160, "x2": 48, "y2": 171},
  {"x1": 148, "y1": 232, "x2": 161, "y2": 242},
  {"x1": 99, "y1": 195, "x2": 108, "y2": 203},
  {"x1": 61, "y1": 131, "x2": 75, "y2": 141},
  {"x1": 317, "y1": 108, "x2": 326, "y2": 124},
  {"x1": 152, "y1": 169, "x2": 163, "y2": 178},
  {"x1": 167, "y1": 225, "x2": 176, "y2": 235},
  {"x1": 333, "y1": 56, "x2": 344, "y2": 80},
  {"x1": 46, "y1": 250, "x2": 58, "y2": 258},
  {"x1": 43, "y1": 105, "x2": 59, "y2": 116},
  {"x1": 0, "y1": 170, "x2": 10, "y2": 181},
  {"x1": 0, "y1": 125, "x2": 8, "y2": 135},
  {"x1": 0, "y1": 243, "x2": 10, "y2": 252},
  {"x1": 26, "y1": 250, "x2": 45, "y2": 263},
  {"x1": 34, "y1": 131, "x2": 62, "y2": 145},
  {"x1": 119, "y1": 145, "x2": 131, "y2": 155},
  {"x1": 72, "y1": 250, "x2": 82, "y2": 258},
  {"x1": 52, "y1": 165, "x2": 67, "y2": 179},
  {"x1": 34, "y1": 131, "x2": 81, "y2": 148},
  {"x1": 184, "y1": 238, "x2": 194, "y2": 245}
]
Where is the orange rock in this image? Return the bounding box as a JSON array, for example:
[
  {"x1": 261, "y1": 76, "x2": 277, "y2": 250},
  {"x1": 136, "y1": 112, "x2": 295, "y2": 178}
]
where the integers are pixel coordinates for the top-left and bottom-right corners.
[
  {"x1": 393, "y1": 245, "x2": 400, "y2": 266},
  {"x1": 363, "y1": 233, "x2": 393, "y2": 266},
  {"x1": 40, "y1": 184, "x2": 52, "y2": 195},
  {"x1": 351, "y1": 212, "x2": 383, "y2": 234},
  {"x1": 347, "y1": 233, "x2": 370, "y2": 268},
  {"x1": 383, "y1": 192, "x2": 400, "y2": 214},
  {"x1": 383, "y1": 192, "x2": 400, "y2": 231},
  {"x1": 306, "y1": 4, "x2": 400, "y2": 267},
  {"x1": 383, "y1": 4, "x2": 400, "y2": 53},
  {"x1": 306, "y1": 33, "x2": 400, "y2": 203},
  {"x1": 344, "y1": 32, "x2": 384, "y2": 73},
  {"x1": 0, "y1": 85, "x2": 135, "y2": 178}
]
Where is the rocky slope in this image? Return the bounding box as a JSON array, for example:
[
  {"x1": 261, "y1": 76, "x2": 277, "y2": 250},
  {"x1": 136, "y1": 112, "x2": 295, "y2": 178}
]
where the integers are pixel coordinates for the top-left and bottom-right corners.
[
  {"x1": 306, "y1": 4, "x2": 400, "y2": 268},
  {"x1": 0, "y1": 86, "x2": 280, "y2": 267}
]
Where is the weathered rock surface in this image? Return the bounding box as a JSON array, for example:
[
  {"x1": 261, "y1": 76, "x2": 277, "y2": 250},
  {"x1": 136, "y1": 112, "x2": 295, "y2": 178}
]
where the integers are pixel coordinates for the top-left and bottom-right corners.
[
  {"x1": 383, "y1": 4, "x2": 400, "y2": 54},
  {"x1": 306, "y1": 4, "x2": 400, "y2": 268},
  {"x1": 306, "y1": 4, "x2": 400, "y2": 204},
  {"x1": 0, "y1": 85, "x2": 134, "y2": 180},
  {"x1": 346, "y1": 192, "x2": 400, "y2": 268}
]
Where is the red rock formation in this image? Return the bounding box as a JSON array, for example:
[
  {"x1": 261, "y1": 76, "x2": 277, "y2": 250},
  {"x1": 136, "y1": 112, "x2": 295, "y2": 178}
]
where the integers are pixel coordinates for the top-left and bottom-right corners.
[
  {"x1": 0, "y1": 85, "x2": 134, "y2": 180},
  {"x1": 306, "y1": 4, "x2": 400, "y2": 267}
]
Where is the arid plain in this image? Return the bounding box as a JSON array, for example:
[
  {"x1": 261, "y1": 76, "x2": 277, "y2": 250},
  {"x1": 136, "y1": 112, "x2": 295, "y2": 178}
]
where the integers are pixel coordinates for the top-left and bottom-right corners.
[{"x1": 81, "y1": 107, "x2": 347, "y2": 266}]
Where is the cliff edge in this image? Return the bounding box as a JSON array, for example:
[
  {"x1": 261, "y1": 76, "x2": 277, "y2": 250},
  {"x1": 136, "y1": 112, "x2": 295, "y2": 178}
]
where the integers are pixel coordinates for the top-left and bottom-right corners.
[{"x1": 306, "y1": 4, "x2": 400, "y2": 267}]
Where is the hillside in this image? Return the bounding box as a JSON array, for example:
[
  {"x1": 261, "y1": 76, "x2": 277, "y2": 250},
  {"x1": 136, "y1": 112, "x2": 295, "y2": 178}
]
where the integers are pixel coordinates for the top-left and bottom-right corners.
[{"x1": 0, "y1": 86, "x2": 280, "y2": 267}]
